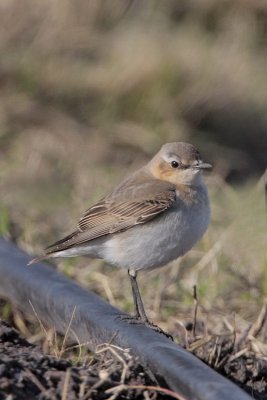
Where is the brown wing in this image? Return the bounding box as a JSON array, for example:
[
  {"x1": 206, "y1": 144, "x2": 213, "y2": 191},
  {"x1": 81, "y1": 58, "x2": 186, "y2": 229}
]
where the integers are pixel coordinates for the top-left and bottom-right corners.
[{"x1": 45, "y1": 175, "x2": 176, "y2": 254}]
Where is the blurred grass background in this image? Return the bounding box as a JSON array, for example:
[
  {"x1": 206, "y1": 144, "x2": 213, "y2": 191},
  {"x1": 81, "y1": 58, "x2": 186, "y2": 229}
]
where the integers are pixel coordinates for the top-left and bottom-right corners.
[{"x1": 0, "y1": 0, "x2": 266, "y2": 339}]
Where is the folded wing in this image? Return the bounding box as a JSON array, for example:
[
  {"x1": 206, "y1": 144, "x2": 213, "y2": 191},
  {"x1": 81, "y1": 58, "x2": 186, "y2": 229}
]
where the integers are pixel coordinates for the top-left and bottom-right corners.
[{"x1": 45, "y1": 178, "x2": 176, "y2": 254}]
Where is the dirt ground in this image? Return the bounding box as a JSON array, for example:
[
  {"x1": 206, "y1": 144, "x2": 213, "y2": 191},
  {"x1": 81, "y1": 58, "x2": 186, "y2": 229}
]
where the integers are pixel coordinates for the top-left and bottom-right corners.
[
  {"x1": 1, "y1": 306, "x2": 267, "y2": 400},
  {"x1": 0, "y1": 319, "x2": 173, "y2": 400}
]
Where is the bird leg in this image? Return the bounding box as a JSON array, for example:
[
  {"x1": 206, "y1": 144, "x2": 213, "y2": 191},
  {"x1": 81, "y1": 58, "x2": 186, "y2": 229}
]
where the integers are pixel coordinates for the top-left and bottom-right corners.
[
  {"x1": 117, "y1": 270, "x2": 173, "y2": 340},
  {"x1": 128, "y1": 269, "x2": 149, "y2": 323}
]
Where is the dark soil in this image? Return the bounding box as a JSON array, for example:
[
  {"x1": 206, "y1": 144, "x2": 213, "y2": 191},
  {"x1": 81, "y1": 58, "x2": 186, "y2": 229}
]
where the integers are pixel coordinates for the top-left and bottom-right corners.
[
  {"x1": 191, "y1": 333, "x2": 267, "y2": 399},
  {"x1": 1, "y1": 315, "x2": 267, "y2": 400},
  {"x1": 0, "y1": 320, "x2": 174, "y2": 400},
  {"x1": 183, "y1": 318, "x2": 267, "y2": 400}
]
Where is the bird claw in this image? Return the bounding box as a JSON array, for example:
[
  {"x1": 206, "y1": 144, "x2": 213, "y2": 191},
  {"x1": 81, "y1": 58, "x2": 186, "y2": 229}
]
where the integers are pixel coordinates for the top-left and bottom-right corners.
[{"x1": 117, "y1": 314, "x2": 173, "y2": 341}]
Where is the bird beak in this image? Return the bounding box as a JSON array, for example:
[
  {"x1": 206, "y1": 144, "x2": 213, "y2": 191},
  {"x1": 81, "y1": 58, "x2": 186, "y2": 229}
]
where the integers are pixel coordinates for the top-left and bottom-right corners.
[{"x1": 193, "y1": 161, "x2": 212, "y2": 170}]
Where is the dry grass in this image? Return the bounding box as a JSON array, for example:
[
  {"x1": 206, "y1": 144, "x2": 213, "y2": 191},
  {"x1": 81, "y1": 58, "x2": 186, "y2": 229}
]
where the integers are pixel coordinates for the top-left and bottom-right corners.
[{"x1": 0, "y1": 0, "x2": 266, "y2": 356}]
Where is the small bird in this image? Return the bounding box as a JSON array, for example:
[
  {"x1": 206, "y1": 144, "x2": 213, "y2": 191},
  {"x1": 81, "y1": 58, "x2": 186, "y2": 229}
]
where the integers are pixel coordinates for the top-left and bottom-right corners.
[{"x1": 29, "y1": 142, "x2": 211, "y2": 330}]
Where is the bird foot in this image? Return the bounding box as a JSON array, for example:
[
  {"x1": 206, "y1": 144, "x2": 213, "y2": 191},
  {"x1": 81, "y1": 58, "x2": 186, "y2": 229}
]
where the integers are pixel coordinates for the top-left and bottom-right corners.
[{"x1": 117, "y1": 314, "x2": 173, "y2": 341}]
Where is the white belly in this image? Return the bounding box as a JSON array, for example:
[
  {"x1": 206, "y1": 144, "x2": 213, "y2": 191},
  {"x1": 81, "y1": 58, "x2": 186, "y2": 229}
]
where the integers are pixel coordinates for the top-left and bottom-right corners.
[{"x1": 100, "y1": 191, "x2": 210, "y2": 271}]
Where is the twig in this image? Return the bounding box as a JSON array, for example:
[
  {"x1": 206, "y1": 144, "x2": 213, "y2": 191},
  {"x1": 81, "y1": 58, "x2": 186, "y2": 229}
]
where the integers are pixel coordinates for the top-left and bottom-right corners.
[
  {"x1": 96, "y1": 343, "x2": 131, "y2": 359},
  {"x1": 63, "y1": 329, "x2": 88, "y2": 363},
  {"x1": 192, "y1": 285, "x2": 198, "y2": 339},
  {"x1": 59, "y1": 306, "x2": 77, "y2": 358},
  {"x1": 96, "y1": 343, "x2": 131, "y2": 384},
  {"x1": 248, "y1": 298, "x2": 267, "y2": 339},
  {"x1": 79, "y1": 379, "x2": 87, "y2": 399},
  {"x1": 82, "y1": 375, "x2": 110, "y2": 400},
  {"x1": 25, "y1": 369, "x2": 48, "y2": 396},
  {"x1": 188, "y1": 336, "x2": 212, "y2": 352},
  {"x1": 53, "y1": 329, "x2": 60, "y2": 358},
  {"x1": 208, "y1": 336, "x2": 220, "y2": 366},
  {"x1": 29, "y1": 300, "x2": 48, "y2": 336},
  {"x1": 235, "y1": 299, "x2": 267, "y2": 351},
  {"x1": 174, "y1": 319, "x2": 189, "y2": 348},
  {"x1": 228, "y1": 347, "x2": 249, "y2": 363},
  {"x1": 105, "y1": 384, "x2": 185, "y2": 400},
  {"x1": 29, "y1": 300, "x2": 56, "y2": 354},
  {"x1": 61, "y1": 368, "x2": 71, "y2": 400},
  {"x1": 214, "y1": 339, "x2": 223, "y2": 368},
  {"x1": 13, "y1": 309, "x2": 31, "y2": 337}
]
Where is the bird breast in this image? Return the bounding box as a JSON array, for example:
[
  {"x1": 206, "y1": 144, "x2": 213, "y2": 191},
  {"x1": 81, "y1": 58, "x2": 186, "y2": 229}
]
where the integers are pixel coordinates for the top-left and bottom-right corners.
[{"x1": 100, "y1": 185, "x2": 210, "y2": 271}]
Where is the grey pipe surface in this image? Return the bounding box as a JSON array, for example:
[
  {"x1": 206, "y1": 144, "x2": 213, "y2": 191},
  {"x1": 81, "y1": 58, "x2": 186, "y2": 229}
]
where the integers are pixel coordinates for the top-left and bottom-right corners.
[{"x1": 0, "y1": 238, "x2": 251, "y2": 400}]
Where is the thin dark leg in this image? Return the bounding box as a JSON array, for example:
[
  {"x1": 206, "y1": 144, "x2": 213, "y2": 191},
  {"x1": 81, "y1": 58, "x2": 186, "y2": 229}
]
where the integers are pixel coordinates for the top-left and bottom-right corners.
[
  {"x1": 128, "y1": 270, "x2": 149, "y2": 323},
  {"x1": 117, "y1": 270, "x2": 173, "y2": 341}
]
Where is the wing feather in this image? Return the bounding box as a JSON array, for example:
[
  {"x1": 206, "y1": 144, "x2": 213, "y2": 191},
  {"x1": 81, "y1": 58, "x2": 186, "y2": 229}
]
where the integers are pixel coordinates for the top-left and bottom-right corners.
[{"x1": 45, "y1": 176, "x2": 176, "y2": 254}]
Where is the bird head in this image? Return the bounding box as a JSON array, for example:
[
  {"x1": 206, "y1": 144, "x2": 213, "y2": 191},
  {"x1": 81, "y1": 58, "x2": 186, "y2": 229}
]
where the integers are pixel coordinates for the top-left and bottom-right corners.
[{"x1": 149, "y1": 142, "x2": 212, "y2": 186}]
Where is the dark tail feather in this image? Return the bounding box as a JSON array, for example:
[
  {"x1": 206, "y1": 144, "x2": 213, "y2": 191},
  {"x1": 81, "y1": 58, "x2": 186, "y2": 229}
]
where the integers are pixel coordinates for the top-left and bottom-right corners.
[
  {"x1": 28, "y1": 230, "x2": 80, "y2": 265},
  {"x1": 27, "y1": 254, "x2": 49, "y2": 266},
  {"x1": 45, "y1": 230, "x2": 79, "y2": 250}
]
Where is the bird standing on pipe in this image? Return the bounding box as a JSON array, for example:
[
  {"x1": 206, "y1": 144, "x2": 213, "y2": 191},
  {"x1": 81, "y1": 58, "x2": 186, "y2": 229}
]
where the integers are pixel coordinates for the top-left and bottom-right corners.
[{"x1": 29, "y1": 142, "x2": 212, "y2": 332}]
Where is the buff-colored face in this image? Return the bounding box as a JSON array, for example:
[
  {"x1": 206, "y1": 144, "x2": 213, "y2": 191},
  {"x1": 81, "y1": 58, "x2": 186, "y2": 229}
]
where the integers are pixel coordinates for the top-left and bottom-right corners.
[{"x1": 149, "y1": 142, "x2": 212, "y2": 186}]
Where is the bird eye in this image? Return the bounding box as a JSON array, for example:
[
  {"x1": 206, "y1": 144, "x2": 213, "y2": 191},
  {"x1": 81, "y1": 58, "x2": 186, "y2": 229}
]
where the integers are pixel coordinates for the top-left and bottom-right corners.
[{"x1": 171, "y1": 160, "x2": 179, "y2": 168}]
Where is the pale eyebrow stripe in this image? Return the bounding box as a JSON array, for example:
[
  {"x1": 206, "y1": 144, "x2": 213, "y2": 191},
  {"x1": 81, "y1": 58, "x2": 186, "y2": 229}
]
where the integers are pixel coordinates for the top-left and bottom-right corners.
[{"x1": 162, "y1": 153, "x2": 180, "y2": 162}]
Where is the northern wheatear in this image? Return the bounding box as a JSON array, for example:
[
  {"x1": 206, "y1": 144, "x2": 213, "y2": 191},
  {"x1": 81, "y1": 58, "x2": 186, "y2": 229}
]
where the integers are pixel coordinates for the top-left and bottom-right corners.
[{"x1": 29, "y1": 142, "x2": 212, "y2": 329}]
